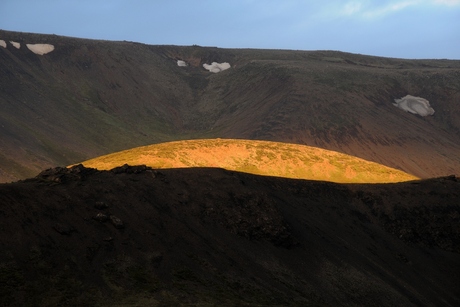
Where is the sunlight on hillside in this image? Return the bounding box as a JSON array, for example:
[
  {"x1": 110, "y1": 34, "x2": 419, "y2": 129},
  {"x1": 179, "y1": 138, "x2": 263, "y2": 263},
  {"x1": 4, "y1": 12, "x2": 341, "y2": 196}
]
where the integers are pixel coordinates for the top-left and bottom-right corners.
[{"x1": 77, "y1": 139, "x2": 419, "y2": 183}]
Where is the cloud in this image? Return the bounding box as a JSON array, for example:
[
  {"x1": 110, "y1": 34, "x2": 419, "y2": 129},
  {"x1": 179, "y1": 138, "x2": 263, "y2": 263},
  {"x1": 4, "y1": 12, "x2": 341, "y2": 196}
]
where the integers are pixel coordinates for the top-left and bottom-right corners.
[
  {"x1": 343, "y1": 1, "x2": 363, "y2": 15},
  {"x1": 364, "y1": 1, "x2": 417, "y2": 18},
  {"x1": 432, "y1": 0, "x2": 460, "y2": 5},
  {"x1": 340, "y1": 0, "x2": 459, "y2": 19},
  {"x1": 340, "y1": 1, "x2": 418, "y2": 19}
]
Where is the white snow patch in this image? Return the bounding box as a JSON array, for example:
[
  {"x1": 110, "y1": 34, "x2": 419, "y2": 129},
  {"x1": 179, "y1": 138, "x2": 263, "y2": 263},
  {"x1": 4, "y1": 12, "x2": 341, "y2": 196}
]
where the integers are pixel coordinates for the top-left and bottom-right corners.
[
  {"x1": 10, "y1": 41, "x2": 20, "y2": 49},
  {"x1": 203, "y1": 62, "x2": 231, "y2": 73},
  {"x1": 177, "y1": 60, "x2": 188, "y2": 67},
  {"x1": 393, "y1": 95, "x2": 435, "y2": 116},
  {"x1": 26, "y1": 43, "x2": 55, "y2": 55},
  {"x1": 0, "y1": 40, "x2": 6, "y2": 48}
]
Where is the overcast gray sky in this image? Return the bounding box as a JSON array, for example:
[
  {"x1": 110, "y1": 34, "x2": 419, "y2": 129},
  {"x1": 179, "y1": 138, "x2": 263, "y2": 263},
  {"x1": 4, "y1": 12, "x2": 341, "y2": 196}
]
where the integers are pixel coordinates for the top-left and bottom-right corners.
[{"x1": 1, "y1": 0, "x2": 459, "y2": 59}]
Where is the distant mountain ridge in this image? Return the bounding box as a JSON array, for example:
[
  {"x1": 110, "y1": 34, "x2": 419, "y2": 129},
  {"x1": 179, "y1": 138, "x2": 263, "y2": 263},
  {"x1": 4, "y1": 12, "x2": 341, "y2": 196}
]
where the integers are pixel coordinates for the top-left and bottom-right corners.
[{"x1": 1, "y1": 29, "x2": 460, "y2": 182}]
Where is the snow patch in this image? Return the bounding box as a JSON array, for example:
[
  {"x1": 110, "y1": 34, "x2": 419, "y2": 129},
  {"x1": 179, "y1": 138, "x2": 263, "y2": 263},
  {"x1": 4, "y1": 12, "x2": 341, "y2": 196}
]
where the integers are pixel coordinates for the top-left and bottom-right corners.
[
  {"x1": 393, "y1": 95, "x2": 435, "y2": 116},
  {"x1": 10, "y1": 41, "x2": 20, "y2": 49},
  {"x1": 177, "y1": 60, "x2": 188, "y2": 67},
  {"x1": 26, "y1": 43, "x2": 55, "y2": 55},
  {"x1": 0, "y1": 40, "x2": 6, "y2": 48},
  {"x1": 203, "y1": 62, "x2": 231, "y2": 73}
]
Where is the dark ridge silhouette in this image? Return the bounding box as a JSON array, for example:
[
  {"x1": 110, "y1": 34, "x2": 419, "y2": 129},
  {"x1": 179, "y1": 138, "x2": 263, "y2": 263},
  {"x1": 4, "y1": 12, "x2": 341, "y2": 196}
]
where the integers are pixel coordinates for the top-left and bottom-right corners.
[{"x1": 0, "y1": 165, "x2": 459, "y2": 306}]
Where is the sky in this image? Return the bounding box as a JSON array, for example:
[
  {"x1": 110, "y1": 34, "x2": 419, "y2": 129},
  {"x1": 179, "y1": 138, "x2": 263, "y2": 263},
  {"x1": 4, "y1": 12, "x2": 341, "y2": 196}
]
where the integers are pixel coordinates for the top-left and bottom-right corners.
[{"x1": 1, "y1": 0, "x2": 459, "y2": 59}]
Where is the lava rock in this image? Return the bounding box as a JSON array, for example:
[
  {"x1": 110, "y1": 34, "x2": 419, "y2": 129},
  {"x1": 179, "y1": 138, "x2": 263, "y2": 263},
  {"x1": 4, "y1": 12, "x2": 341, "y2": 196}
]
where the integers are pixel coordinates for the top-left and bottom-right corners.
[
  {"x1": 93, "y1": 212, "x2": 109, "y2": 222},
  {"x1": 109, "y1": 215, "x2": 124, "y2": 229}
]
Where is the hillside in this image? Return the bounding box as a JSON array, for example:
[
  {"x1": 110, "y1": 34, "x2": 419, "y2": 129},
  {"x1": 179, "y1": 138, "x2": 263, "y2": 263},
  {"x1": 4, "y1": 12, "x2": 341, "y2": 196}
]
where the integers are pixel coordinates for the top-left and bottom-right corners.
[
  {"x1": 1, "y1": 29, "x2": 460, "y2": 182},
  {"x1": 0, "y1": 165, "x2": 458, "y2": 306},
  {"x1": 79, "y1": 139, "x2": 418, "y2": 183}
]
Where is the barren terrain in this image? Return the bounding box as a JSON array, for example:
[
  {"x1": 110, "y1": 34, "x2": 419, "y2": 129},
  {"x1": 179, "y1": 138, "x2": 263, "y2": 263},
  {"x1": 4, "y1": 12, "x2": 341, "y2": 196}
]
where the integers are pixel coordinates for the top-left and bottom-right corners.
[
  {"x1": 1, "y1": 30, "x2": 460, "y2": 181},
  {"x1": 0, "y1": 165, "x2": 458, "y2": 306},
  {"x1": 1, "y1": 30, "x2": 460, "y2": 306}
]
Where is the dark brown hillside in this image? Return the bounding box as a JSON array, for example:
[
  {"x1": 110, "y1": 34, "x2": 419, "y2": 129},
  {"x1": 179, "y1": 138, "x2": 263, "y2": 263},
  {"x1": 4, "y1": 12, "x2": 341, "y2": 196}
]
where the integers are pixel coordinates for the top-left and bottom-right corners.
[
  {"x1": 0, "y1": 165, "x2": 459, "y2": 306},
  {"x1": 1, "y1": 29, "x2": 460, "y2": 182},
  {"x1": 0, "y1": 31, "x2": 191, "y2": 181},
  {"x1": 203, "y1": 56, "x2": 460, "y2": 178}
]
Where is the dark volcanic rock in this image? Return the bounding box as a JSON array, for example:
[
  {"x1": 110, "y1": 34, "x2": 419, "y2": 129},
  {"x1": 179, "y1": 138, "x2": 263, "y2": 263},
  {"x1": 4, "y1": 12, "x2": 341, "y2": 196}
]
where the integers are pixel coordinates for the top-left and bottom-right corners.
[
  {"x1": 93, "y1": 212, "x2": 109, "y2": 222},
  {"x1": 201, "y1": 192, "x2": 294, "y2": 247},
  {"x1": 109, "y1": 215, "x2": 125, "y2": 229},
  {"x1": 35, "y1": 164, "x2": 98, "y2": 183},
  {"x1": 0, "y1": 166, "x2": 459, "y2": 306},
  {"x1": 381, "y1": 204, "x2": 460, "y2": 253},
  {"x1": 94, "y1": 201, "x2": 109, "y2": 209},
  {"x1": 53, "y1": 223, "x2": 74, "y2": 236},
  {"x1": 110, "y1": 164, "x2": 151, "y2": 174}
]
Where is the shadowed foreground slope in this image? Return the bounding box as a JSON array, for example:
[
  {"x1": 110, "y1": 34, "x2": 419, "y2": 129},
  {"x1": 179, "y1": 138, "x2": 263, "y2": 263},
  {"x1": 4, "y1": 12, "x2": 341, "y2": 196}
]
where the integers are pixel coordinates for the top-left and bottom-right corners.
[{"x1": 0, "y1": 165, "x2": 459, "y2": 306}]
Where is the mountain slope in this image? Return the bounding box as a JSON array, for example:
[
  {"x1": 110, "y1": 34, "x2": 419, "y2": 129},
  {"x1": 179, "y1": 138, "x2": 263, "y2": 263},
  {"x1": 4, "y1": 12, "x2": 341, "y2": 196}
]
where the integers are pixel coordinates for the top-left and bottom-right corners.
[
  {"x1": 1, "y1": 29, "x2": 460, "y2": 182},
  {"x1": 79, "y1": 139, "x2": 418, "y2": 183},
  {"x1": 0, "y1": 165, "x2": 458, "y2": 306}
]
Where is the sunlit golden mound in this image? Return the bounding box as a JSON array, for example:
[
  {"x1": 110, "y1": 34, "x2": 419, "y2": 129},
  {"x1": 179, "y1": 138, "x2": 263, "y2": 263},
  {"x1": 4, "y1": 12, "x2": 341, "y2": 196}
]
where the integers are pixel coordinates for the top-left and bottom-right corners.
[{"x1": 78, "y1": 139, "x2": 418, "y2": 183}]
